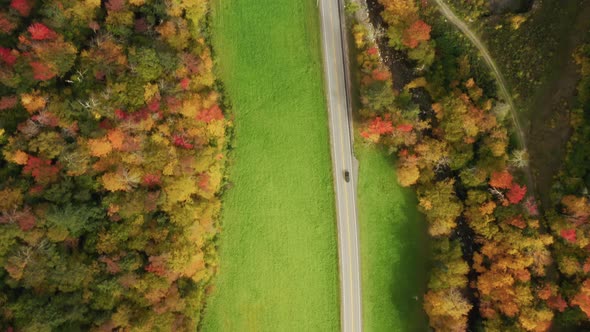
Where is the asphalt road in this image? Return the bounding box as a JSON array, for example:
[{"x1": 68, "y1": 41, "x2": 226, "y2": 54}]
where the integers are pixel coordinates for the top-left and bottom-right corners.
[{"x1": 318, "y1": 0, "x2": 363, "y2": 331}]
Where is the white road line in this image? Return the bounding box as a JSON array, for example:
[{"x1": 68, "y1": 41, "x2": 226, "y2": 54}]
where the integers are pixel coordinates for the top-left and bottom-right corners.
[
  {"x1": 319, "y1": 0, "x2": 350, "y2": 323},
  {"x1": 318, "y1": 0, "x2": 363, "y2": 331}
]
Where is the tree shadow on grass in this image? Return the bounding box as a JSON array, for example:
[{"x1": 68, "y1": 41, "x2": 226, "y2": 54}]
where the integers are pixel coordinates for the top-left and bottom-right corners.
[{"x1": 388, "y1": 180, "x2": 431, "y2": 331}]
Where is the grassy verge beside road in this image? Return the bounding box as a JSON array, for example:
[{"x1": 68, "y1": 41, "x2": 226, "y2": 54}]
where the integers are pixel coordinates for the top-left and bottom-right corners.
[
  {"x1": 345, "y1": 14, "x2": 430, "y2": 330},
  {"x1": 201, "y1": 0, "x2": 340, "y2": 331},
  {"x1": 355, "y1": 142, "x2": 430, "y2": 332}
]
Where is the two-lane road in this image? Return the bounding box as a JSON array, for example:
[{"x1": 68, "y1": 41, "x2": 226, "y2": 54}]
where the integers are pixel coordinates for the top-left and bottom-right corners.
[{"x1": 318, "y1": 0, "x2": 363, "y2": 331}]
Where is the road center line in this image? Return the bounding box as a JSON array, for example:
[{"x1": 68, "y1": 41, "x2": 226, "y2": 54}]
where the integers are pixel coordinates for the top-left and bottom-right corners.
[{"x1": 326, "y1": 0, "x2": 356, "y2": 330}]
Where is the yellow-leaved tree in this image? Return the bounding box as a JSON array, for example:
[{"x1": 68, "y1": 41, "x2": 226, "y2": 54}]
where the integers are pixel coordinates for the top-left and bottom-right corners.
[{"x1": 88, "y1": 137, "x2": 112, "y2": 157}]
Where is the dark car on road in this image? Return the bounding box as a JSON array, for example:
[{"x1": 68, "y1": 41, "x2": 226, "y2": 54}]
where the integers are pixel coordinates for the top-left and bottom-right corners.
[{"x1": 344, "y1": 170, "x2": 350, "y2": 182}]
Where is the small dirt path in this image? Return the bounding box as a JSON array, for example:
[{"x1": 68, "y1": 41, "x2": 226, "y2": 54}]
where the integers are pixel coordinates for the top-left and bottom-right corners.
[{"x1": 432, "y1": 0, "x2": 535, "y2": 189}]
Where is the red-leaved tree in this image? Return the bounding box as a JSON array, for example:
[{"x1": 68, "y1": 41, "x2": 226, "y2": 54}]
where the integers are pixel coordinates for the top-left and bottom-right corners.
[
  {"x1": 197, "y1": 104, "x2": 224, "y2": 123},
  {"x1": 402, "y1": 20, "x2": 432, "y2": 49},
  {"x1": 0, "y1": 96, "x2": 18, "y2": 111},
  {"x1": 396, "y1": 123, "x2": 414, "y2": 132},
  {"x1": 172, "y1": 134, "x2": 194, "y2": 149},
  {"x1": 180, "y1": 78, "x2": 190, "y2": 90},
  {"x1": 561, "y1": 229, "x2": 577, "y2": 243},
  {"x1": 370, "y1": 116, "x2": 395, "y2": 135},
  {"x1": 10, "y1": 0, "x2": 32, "y2": 17},
  {"x1": 506, "y1": 183, "x2": 527, "y2": 204},
  {"x1": 0, "y1": 47, "x2": 18, "y2": 66},
  {"x1": 142, "y1": 173, "x2": 162, "y2": 188},
  {"x1": 371, "y1": 69, "x2": 391, "y2": 81},
  {"x1": 16, "y1": 208, "x2": 36, "y2": 231},
  {"x1": 547, "y1": 295, "x2": 568, "y2": 312},
  {"x1": 28, "y1": 23, "x2": 57, "y2": 40},
  {"x1": 23, "y1": 156, "x2": 60, "y2": 184},
  {"x1": 30, "y1": 61, "x2": 56, "y2": 80}
]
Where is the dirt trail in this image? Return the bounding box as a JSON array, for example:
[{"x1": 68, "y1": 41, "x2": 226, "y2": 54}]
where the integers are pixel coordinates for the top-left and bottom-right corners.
[{"x1": 432, "y1": 0, "x2": 534, "y2": 189}]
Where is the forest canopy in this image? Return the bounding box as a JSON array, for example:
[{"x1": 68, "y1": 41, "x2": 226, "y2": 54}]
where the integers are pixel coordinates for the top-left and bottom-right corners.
[
  {"x1": 351, "y1": 0, "x2": 590, "y2": 330},
  {"x1": 0, "y1": 0, "x2": 229, "y2": 330}
]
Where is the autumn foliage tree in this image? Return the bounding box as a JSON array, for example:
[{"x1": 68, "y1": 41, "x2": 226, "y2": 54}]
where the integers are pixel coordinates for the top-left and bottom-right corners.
[
  {"x1": 403, "y1": 19, "x2": 432, "y2": 49},
  {"x1": 10, "y1": 0, "x2": 32, "y2": 17},
  {"x1": 571, "y1": 279, "x2": 590, "y2": 318},
  {"x1": 28, "y1": 23, "x2": 57, "y2": 40},
  {"x1": 489, "y1": 170, "x2": 514, "y2": 189},
  {"x1": 423, "y1": 239, "x2": 472, "y2": 331},
  {"x1": 349, "y1": 1, "x2": 557, "y2": 330},
  {"x1": 0, "y1": 0, "x2": 229, "y2": 330}
]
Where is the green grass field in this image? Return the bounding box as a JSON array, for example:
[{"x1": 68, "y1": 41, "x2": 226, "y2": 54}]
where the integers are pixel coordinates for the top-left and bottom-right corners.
[
  {"x1": 355, "y1": 143, "x2": 430, "y2": 332},
  {"x1": 201, "y1": 0, "x2": 340, "y2": 331}
]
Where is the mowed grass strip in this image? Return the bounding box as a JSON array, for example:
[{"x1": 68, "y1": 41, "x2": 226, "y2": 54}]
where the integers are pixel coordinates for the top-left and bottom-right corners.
[
  {"x1": 355, "y1": 143, "x2": 430, "y2": 332},
  {"x1": 201, "y1": 0, "x2": 340, "y2": 331}
]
